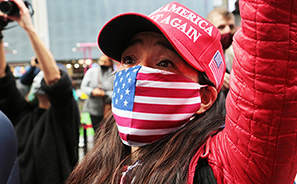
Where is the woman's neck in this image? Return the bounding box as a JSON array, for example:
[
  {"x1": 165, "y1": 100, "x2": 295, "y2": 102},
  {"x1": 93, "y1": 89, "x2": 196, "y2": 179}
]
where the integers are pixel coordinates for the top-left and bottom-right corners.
[{"x1": 131, "y1": 146, "x2": 140, "y2": 162}]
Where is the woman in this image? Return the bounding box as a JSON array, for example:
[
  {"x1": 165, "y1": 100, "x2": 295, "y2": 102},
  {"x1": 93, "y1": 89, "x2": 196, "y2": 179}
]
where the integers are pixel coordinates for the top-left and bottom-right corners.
[
  {"x1": 0, "y1": 0, "x2": 80, "y2": 183},
  {"x1": 80, "y1": 54, "x2": 114, "y2": 132},
  {"x1": 67, "y1": 1, "x2": 297, "y2": 183}
]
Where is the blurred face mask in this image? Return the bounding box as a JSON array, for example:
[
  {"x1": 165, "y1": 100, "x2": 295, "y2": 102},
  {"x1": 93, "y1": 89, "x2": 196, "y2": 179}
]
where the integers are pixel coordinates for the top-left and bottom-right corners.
[
  {"x1": 31, "y1": 71, "x2": 46, "y2": 95},
  {"x1": 220, "y1": 32, "x2": 234, "y2": 50},
  {"x1": 112, "y1": 65, "x2": 206, "y2": 147},
  {"x1": 100, "y1": 65, "x2": 110, "y2": 70}
]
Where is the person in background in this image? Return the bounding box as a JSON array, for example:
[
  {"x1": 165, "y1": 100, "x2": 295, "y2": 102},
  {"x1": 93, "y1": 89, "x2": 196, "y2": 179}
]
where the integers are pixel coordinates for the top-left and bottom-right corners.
[
  {"x1": 14, "y1": 56, "x2": 40, "y2": 98},
  {"x1": 17, "y1": 56, "x2": 41, "y2": 103},
  {"x1": 232, "y1": 0, "x2": 241, "y2": 29},
  {"x1": 66, "y1": 0, "x2": 297, "y2": 183},
  {"x1": 20, "y1": 56, "x2": 40, "y2": 86},
  {"x1": 0, "y1": 0, "x2": 80, "y2": 183},
  {"x1": 207, "y1": 7, "x2": 237, "y2": 115},
  {"x1": 207, "y1": 7, "x2": 236, "y2": 74},
  {"x1": 80, "y1": 54, "x2": 114, "y2": 132}
]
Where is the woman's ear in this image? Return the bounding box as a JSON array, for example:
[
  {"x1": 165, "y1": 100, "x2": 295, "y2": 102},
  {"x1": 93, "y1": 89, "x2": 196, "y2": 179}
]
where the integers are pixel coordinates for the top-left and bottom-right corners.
[{"x1": 196, "y1": 86, "x2": 217, "y2": 114}]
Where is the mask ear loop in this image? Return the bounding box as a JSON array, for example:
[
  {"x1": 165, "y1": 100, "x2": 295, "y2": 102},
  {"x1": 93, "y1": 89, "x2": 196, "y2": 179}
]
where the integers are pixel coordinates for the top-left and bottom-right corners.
[
  {"x1": 199, "y1": 84, "x2": 209, "y2": 88},
  {"x1": 189, "y1": 84, "x2": 208, "y2": 121}
]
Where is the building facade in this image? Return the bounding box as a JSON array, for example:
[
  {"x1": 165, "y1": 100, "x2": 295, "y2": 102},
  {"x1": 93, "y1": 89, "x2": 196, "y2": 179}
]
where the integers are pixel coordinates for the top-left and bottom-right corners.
[{"x1": 3, "y1": 0, "x2": 230, "y2": 86}]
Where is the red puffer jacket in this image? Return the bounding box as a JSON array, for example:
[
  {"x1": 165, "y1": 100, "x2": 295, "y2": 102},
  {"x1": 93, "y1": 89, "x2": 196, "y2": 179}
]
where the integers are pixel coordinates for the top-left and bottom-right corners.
[{"x1": 190, "y1": 0, "x2": 297, "y2": 183}]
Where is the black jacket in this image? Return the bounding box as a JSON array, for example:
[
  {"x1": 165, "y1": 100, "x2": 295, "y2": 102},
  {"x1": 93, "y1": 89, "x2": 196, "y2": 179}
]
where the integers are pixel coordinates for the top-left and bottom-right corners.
[{"x1": 0, "y1": 66, "x2": 80, "y2": 184}]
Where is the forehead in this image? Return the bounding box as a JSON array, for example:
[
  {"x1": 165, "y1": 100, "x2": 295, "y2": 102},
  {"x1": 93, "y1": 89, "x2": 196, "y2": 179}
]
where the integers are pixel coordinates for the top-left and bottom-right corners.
[
  {"x1": 98, "y1": 55, "x2": 111, "y2": 63},
  {"x1": 127, "y1": 32, "x2": 175, "y2": 51},
  {"x1": 130, "y1": 32, "x2": 168, "y2": 44},
  {"x1": 211, "y1": 13, "x2": 235, "y2": 26},
  {"x1": 99, "y1": 55, "x2": 109, "y2": 60}
]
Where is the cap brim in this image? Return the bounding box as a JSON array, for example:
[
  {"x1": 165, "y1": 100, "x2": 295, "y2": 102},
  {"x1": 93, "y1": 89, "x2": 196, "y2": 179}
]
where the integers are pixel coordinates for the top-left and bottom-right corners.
[{"x1": 98, "y1": 12, "x2": 204, "y2": 72}]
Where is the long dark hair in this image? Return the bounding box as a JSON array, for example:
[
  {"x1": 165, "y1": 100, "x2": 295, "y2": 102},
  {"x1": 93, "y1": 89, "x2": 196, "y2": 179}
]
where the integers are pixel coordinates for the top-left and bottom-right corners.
[{"x1": 66, "y1": 72, "x2": 225, "y2": 184}]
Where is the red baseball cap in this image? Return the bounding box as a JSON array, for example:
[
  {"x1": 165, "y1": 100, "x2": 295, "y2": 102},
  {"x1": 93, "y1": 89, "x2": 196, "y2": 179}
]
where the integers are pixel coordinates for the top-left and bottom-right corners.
[{"x1": 98, "y1": 1, "x2": 226, "y2": 91}]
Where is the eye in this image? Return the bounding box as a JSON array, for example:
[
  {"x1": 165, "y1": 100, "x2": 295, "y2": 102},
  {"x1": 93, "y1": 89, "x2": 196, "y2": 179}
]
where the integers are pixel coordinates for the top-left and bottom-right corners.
[
  {"x1": 156, "y1": 59, "x2": 174, "y2": 68},
  {"x1": 217, "y1": 25, "x2": 226, "y2": 30},
  {"x1": 121, "y1": 56, "x2": 136, "y2": 65}
]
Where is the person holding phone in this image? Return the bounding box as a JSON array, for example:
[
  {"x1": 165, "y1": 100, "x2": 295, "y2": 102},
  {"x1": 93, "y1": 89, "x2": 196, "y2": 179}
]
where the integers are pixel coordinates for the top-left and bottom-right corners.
[{"x1": 0, "y1": 1, "x2": 80, "y2": 183}]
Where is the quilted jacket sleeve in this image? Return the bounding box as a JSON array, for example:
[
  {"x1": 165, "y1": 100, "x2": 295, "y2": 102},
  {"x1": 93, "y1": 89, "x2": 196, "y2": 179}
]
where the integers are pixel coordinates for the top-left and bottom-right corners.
[{"x1": 208, "y1": 0, "x2": 297, "y2": 183}]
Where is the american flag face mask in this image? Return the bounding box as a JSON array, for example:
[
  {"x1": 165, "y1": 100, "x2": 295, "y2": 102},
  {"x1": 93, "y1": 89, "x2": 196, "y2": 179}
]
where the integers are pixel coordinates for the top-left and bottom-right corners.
[{"x1": 112, "y1": 65, "x2": 205, "y2": 147}]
